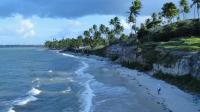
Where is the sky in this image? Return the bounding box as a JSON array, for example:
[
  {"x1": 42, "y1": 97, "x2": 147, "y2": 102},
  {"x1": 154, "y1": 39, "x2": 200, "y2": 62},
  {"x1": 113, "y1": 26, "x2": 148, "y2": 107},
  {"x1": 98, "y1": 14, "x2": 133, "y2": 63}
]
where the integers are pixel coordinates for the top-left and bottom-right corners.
[{"x1": 0, "y1": 0, "x2": 194, "y2": 45}]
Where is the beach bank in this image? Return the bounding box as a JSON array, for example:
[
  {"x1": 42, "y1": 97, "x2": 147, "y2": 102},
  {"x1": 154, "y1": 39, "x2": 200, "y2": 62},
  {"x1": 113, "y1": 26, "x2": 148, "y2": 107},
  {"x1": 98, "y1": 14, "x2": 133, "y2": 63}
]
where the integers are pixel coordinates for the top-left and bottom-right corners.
[{"x1": 62, "y1": 52, "x2": 200, "y2": 112}]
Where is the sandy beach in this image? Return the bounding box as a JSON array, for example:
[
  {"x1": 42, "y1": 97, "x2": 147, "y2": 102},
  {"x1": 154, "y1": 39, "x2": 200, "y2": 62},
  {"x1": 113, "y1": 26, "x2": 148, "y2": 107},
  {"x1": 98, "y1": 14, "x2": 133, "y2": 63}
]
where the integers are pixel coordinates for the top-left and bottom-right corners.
[
  {"x1": 113, "y1": 64, "x2": 200, "y2": 112},
  {"x1": 73, "y1": 53, "x2": 200, "y2": 112}
]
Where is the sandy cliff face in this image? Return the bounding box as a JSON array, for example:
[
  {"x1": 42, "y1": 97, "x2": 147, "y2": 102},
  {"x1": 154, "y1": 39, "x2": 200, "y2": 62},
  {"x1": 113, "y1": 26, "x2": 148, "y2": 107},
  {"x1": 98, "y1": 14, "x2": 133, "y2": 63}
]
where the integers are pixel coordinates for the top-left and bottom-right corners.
[
  {"x1": 107, "y1": 44, "x2": 145, "y2": 62},
  {"x1": 153, "y1": 57, "x2": 191, "y2": 76},
  {"x1": 106, "y1": 44, "x2": 200, "y2": 79},
  {"x1": 189, "y1": 53, "x2": 200, "y2": 79},
  {"x1": 153, "y1": 52, "x2": 200, "y2": 79}
]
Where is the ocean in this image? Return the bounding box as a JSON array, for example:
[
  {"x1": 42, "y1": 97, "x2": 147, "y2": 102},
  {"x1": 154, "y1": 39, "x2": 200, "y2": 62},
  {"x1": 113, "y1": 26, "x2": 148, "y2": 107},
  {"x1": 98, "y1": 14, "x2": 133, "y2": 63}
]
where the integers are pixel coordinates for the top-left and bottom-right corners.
[{"x1": 0, "y1": 47, "x2": 166, "y2": 112}]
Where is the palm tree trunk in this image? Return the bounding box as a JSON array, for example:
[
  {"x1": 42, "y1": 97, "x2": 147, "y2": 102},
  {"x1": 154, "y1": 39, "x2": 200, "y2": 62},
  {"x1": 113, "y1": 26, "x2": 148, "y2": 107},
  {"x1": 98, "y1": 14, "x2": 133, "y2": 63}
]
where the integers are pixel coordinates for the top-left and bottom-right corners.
[
  {"x1": 135, "y1": 19, "x2": 137, "y2": 34},
  {"x1": 194, "y1": 6, "x2": 196, "y2": 19},
  {"x1": 183, "y1": 12, "x2": 185, "y2": 20},
  {"x1": 198, "y1": 7, "x2": 200, "y2": 20},
  {"x1": 130, "y1": 24, "x2": 133, "y2": 37},
  {"x1": 196, "y1": 4, "x2": 198, "y2": 19},
  {"x1": 180, "y1": 7, "x2": 183, "y2": 20}
]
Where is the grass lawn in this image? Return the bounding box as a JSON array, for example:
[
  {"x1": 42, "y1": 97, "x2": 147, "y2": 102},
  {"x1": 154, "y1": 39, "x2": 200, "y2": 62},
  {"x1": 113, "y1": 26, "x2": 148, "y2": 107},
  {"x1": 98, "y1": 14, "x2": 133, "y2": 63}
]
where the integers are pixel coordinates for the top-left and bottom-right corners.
[{"x1": 158, "y1": 37, "x2": 200, "y2": 51}]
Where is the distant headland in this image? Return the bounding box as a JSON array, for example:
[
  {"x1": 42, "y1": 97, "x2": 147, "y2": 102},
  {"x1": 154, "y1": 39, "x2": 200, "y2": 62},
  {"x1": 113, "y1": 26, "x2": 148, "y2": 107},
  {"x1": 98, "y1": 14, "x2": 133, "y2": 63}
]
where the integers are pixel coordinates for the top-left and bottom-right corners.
[{"x1": 0, "y1": 45, "x2": 44, "y2": 48}]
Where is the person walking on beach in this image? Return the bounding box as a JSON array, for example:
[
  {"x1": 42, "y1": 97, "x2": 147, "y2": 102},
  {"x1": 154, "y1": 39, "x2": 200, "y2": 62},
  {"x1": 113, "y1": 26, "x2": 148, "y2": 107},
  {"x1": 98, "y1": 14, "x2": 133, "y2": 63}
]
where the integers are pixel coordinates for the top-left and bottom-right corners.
[{"x1": 157, "y1": 84, "x2": 161, "y2": 95}]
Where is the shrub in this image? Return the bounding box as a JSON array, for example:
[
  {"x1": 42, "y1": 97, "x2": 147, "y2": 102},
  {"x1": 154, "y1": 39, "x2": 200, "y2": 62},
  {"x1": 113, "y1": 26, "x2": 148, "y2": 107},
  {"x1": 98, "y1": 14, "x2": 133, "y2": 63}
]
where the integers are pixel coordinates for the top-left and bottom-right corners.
[{"x1": 147, "y1": 19, "x2": 200, "y2": 42}]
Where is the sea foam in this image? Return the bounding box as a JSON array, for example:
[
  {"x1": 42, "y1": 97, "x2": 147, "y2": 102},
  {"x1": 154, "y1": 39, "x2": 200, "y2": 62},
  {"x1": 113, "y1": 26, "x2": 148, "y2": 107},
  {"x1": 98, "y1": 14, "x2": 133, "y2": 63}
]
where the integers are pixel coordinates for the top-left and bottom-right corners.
[
  {"x1": 80, "y1": 80, "x2": 95, "y2": 112},
  {"x1": 61, "y1": 87, "x2": 71, "y2": 94},
  {"x1": 62, "y1": 53, "x2": 78, "y2": 59},
  {"x1": 48, "y1": 70, "x2": 53, "y2": 73},
  {"x1": 8, "y1": 107, "x2": 15, "y2": 112},
  {"x1": 10, "y1": 87, "x2": 42, "y2": 108},
  {"x1": 75, "y1": 62, "x2": 95, "y2": 112},
  {"x1": 32, "y1": 78, "x2": 40, "y2": 83},
  {"x1": 13, "y1": 96, "x2": 38, "y2": 106},
  {"x1": 28, "y1": 88, "x2": 42, "y2": 96}
]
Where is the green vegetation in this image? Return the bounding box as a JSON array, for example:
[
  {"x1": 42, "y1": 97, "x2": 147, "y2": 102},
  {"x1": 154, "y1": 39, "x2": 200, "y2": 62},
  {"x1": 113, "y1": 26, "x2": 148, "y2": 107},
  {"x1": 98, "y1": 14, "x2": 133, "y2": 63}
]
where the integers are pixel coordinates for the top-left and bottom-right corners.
[
  {"x1": 128, "y1": 0, "x2": 142, "y2": 35},
  {"x1": 45, "y1": 16, "x2": 127, "y2": 50},
  {"x1": 87, "y1": 46, "x2": 107, "y2": 57},
  {"x1": 158, "y1": 37, "x2": 200, "y2": 51},
  {"x1": 154, "y1": 72, "x2": 200, "y2": 94},
  {"x1": 121, "y1": 61, "x2": 150, "y2": 71},
  {"x1": 179, "y1": 0, "x2": 190, "y2": 19},
  {"x1": 45, "y1": 0, "x2": 199, "y2": 74},
  {"x1": 45, "y1": 0, "x2": 199, "y2": 51},
  {"x1": 140, "y1": 43, "x2": 163, "y2": 68},
  {"x1": 139, "y1": 19, "x2": 200, "y2": 42},
  {"x1": 45, "y1": 0, "x2": 200, "y2": 93},
  {"x1": 162, "y1": 2, "x2": 179, "y2": 23}
]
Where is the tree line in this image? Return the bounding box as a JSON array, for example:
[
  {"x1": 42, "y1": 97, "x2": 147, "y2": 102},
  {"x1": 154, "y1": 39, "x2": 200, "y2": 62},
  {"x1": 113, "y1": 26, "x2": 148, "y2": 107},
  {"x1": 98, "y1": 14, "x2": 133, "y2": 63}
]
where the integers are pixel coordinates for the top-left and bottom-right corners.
[{"x1": 45, "y1": 0, "x2": 200, "y2": 49}]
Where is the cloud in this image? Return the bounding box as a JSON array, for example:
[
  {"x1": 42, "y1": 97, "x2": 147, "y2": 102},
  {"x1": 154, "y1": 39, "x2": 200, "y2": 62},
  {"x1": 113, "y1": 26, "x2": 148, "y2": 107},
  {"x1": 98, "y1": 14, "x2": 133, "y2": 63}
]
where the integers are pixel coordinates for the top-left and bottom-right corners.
[
  {"x1": 137, "y1": 16, "x2": 151, "y2": 26},
  {"x1": 0, "y1": 0, "x2": 194, "y2": 19},
  {"x1": 120, "y1": 18, "x2": 130, "y2": 30},
  {"x1": 0, "y1": 14, "x2": 87, "y2": 44},
  {"x1": 17, "y1": 18, "x2": 36, "y2": 38},
  {"x1": 0, "y1": 0, "x2": 132, "y2": 18},
  {"x1": 67, "y1": 20, "x2": 82, "y2": 27},
  {"x1": 119, "y1": 16, "x2": 150, "y2": 34},
  {"x1": 0, "y1": 14, "x2": 36, "y2": 38}
]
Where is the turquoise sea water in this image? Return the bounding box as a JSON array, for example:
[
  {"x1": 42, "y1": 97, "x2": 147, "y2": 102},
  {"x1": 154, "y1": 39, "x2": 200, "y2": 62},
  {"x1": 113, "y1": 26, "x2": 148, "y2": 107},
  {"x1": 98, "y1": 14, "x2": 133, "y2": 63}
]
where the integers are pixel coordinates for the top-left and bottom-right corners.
[{"x1": 0, "y1": 47, "x2": 165, "y2": 112}]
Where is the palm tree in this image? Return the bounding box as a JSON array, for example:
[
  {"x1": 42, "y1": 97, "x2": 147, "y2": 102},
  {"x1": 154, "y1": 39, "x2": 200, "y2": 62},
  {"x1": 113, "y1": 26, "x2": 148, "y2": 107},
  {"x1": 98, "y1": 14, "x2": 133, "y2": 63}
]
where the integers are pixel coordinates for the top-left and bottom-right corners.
[
  {"x1": 128, "y1": 0, "x2": 142, "y2": 34},
  {"x1": 148, "y1": 13, "x2": 162, "y2": 29},
  {"x1": 120, "y1": 34, "x2": 128, "y2": 42},
  {"x1": 84, "y1": 31, "x2": 90, "y2": 38},
  {"x1": 105, "y1": 27, "x2": 110, "y2": 33},
  {"x1": 107, "y1": 31, "x2": 116, "y2": 45},
  {"x1": 99, "y1": 24, "x2": 106, "y2": 33},
  {"x1": 162, "y1": 2, "x2": 179, "y2": 23},
  {"x1": 109, "y1": 18, "x2": 114, "y2": 25},
  {"x1": 128, "y1": 15, "x2": 136, "y2": 35},
  {"x1": 99, "y1": 24, "x2": 107, "y2": 39},
  {"x1": 115, "y1": 24, "x2": 124, "y2": 37},
  {"x1": 109, "y1": 17, "x2": 120, "y2": 27},
  {"x1": 179, "y1": 0, "x2": 190, "y2": 19},
  {"x1": 109, "y1": 17, "x2": 123, "y2": 39},
  {"x1": 114, "y1": 17, "x2": 120, "y2": 25},
  {"x1": 104, "y1": 27, "x2": 110, "y2": 45},
  {"x1": 191, "y1": 0, "x2": 200, "y2": 19},
  {"x1": 93, "y1": 31, "x2": 102, "y2": 47},
  {"x1": 152, "y1": 13, "x2": 157, "y2": 22},
  {"x1": 92, "y1": 24, "x2": 98, "y2": 32},
  {"x1": 88, "y1": 28, "x2": 94, "y2": 44},
  {"x1": 77, "y1": 35, "x2": 83, "y2": 47},
  {"x1": 83, "y1": 30, "x2": 91, "y2": 47}
]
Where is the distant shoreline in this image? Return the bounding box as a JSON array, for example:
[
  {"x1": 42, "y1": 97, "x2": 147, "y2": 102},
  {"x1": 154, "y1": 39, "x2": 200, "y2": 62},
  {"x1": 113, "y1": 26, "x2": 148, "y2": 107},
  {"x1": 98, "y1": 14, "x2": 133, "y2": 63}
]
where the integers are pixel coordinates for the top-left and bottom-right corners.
[{"x1": 0, "y1": 45, "x2": 44, "y2": 48}]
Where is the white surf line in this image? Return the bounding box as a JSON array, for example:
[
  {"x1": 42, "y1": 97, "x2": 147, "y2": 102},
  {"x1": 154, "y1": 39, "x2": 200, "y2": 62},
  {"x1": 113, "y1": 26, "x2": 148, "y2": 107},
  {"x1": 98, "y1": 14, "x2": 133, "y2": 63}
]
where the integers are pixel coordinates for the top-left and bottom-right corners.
[
  {"x1": 61, "y1": 87, "x2": 71, "y2": 94},
  {"x1": 61, "y1": 52, "x2": 96, "y2": 112},
  {"x1": 12, "y1": 95, "x2": 38, "y2": 106},
  {"x1": 75, "y1": 61, "x2": 95, "y2": 112},
  {"x1": 32, "y1": 78, "x2": 40, "y2": 83},
  {"x1": 7, "y1": 79, "x2": 42, "y2": 112},
  {"x1": 80, "y1": 80, "x2": 94, "y2": 112},
  {"x1": 12, "y1": 87, "x2": 42, "y2": 106},
  {"x1": 48, "y1": 70, "x2": 53, "y2": 73},
  {"x1": 28, "y1": 87, "x2": 42, "y2": 96},
  {"x1": 8, "y1": 107, "x2": 15, "y2": 112},
  {"x1": 32, "y1": 77, "x2": 41, "y2": 88},
  {"x1": 62, "y1": 53, "x2": 78, "y2": 59}
]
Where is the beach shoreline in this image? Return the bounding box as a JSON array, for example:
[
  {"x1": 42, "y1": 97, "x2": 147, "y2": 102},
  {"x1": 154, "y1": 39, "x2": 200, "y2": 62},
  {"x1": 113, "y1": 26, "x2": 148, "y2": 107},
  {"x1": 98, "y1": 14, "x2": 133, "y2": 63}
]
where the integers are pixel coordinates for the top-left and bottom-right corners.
[{"x1": 63, "y1": 51, "x2": 200, "y2": 112}]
